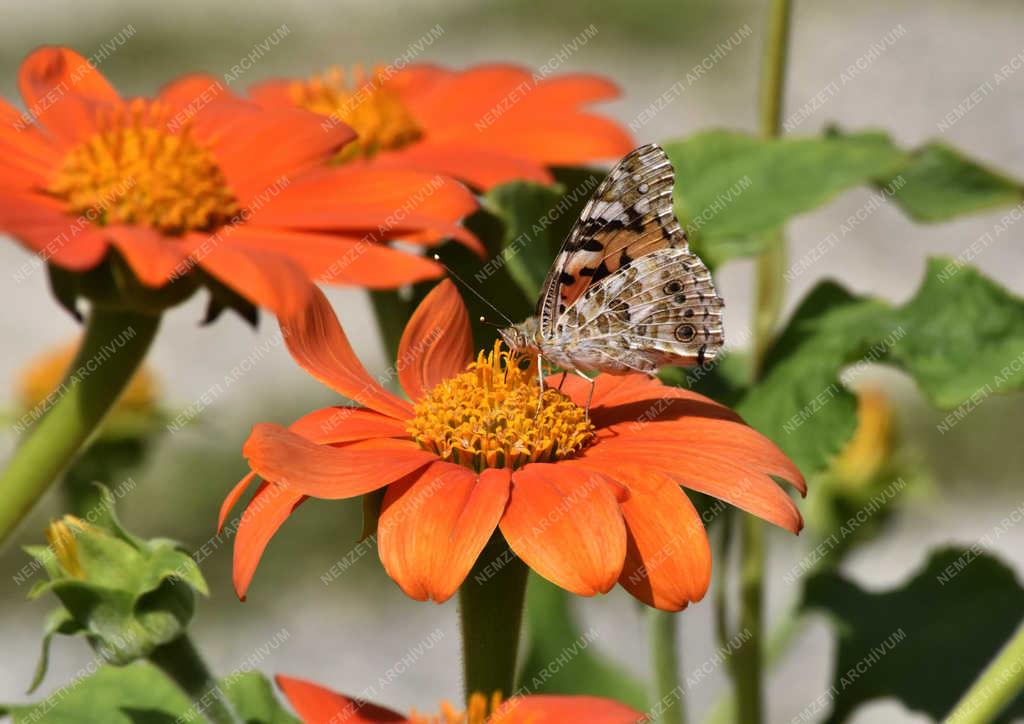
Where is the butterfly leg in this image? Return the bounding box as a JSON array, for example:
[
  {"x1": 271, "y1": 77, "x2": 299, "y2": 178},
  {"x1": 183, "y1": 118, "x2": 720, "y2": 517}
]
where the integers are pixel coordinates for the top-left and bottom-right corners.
[
  {"x1": 536, "y1": 353, "x2": 546, "y2": 412},
  {"x1": 572, "y1": 369, "x2": 597, "y2": 419},
  {"x1": 557, "y1": 371, "x2": 567, "y2": 392}
]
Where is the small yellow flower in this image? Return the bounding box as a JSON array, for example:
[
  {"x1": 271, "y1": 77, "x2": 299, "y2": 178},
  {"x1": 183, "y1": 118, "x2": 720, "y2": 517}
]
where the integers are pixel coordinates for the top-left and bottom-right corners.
[
  {"x1": 831, "y1": 388, "x2": 893, "y2": 488},
  {"x1": 17, "y1": 342, "x2": 158, "y2": 416}
]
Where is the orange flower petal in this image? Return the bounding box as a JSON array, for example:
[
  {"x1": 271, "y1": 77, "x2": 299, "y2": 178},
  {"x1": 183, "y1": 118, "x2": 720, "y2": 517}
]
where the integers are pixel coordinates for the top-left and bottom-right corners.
[
  {"x1": 276, "y1": 285, "x2": 414, "y2": 420},
  {"x1": 244, "y1": 423, "x2": 434, "y2": 499},
  {"x1": 590, "y1": 436, "x2": 803, "y2": 534},
  {"x1": 218, "y1": 471, "x2": 257, "y2": 533},
  {"x1": 17, "y1": 47, "x2": 121, "y2": 143},
  {"x1": 105, "y1": 225, "x2": 190, "y2": 287},
  {"x1": 397, "y1": 279, "x2": 474, "y2": 400},
  {"x1": 378, "y1": 463, "x2": 510, "y2": 602},
  {"x1": 191, "y1": 239, "x2": 314, "y2": 319},
  {"x1": 220, "y1": 227, "x2": 444, "y2": 289},
  {"x1": 500, "y1": 464, "x2": 626, "y2": 596},
  {"x1": 231, "y1": 481, "x2": 305, "y2": 600},
  {"x1": 491, "y1": 695, "x2": 644, "y2": 724},
  {"x1": 0, "y1": 192, "x2": 110, "y2": 271},
  {"x1": 198, "y1": 104, "x2": 355, "y2": 206},
  {"x1": 0, "y1": 98, "x2": 62, "y2": 184},
  {"x1": 274, "y1": 675, "x2": 407, "y2": 723},
  {"x1": 615, "y1": 478, "x2": 711, "y2": 611},
  {"x1": 287, "y1": 406, "x2": 411, "y2": 444},
  {"x1": 372, "y1": 143, "x2": 553, "y2": 190}
]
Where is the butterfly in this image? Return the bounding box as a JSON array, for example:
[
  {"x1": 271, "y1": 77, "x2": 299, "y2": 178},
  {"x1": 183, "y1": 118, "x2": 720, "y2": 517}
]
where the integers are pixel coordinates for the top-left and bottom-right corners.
[{"x1": 498, "y1": 143, "x2": 724, "y2": 407}]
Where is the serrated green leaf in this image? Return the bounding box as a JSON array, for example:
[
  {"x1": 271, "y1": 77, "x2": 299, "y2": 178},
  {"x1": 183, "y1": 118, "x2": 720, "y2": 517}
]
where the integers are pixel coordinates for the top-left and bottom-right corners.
[
  {"x1": 29, "y1": 608, "x2": 82, "y2": 694},
  {"x1": 803, "y1": 547, "x2": 1024, "y2": 723},
  {"x1": 222, "y1": 671, "x2": 300, "y2": 724},
  {"x1": 878, "y1": 141, "x2": 1023, "y2": 222},
  {"x1": 663, "y1": 130, "x2": 907, "y2": 265},
  {"x1": 519, "y1": 574, "x2": 649, "y2": 710},
  {"x1": 737, "y1": 258, "x2": 1024, "y2": 475},
  {"x1": 4, "y1": 663, "x2": 192, "y2": 724}
]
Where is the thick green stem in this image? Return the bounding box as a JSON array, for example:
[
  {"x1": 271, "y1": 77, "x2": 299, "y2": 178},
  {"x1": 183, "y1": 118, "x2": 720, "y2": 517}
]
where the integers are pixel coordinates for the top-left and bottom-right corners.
[
  {"x1": 732, "y1": 516, "x2": 766, "y2": 724},
  {"x1": 0, "y1": 305, "x2": 160, "y2": 545},
  {"x1": 945, "y1": 620, "x2": 1024, "y2": 724},
  {"x1": 649, "y1": 609, "x2": 686, "y2": 724},
  {"x1": 725, "y1": 2, "x2": 793, "y2": 722},
  {"x1": 458, "y1": 535, "x2": 529, "y2": 702},
  {"x1": 149, "y1": 634, "x2": 238, "y2": 724}
]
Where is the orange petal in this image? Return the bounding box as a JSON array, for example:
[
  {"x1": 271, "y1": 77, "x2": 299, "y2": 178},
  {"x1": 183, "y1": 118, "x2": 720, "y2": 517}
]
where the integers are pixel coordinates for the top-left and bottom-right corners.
[
  {"x1": 220, "y1": 227, "x2": 444, "y2": 289},
  {"x1": 244, "y1": 423, "x2": 434, "y2": 499},
  {"x1": 105, "y1": 225, "x2": 190, "y2": 287},
  {"x1": 0, "y1": 192, "x2": 110, "y2": 271},
  {"x1": 274, "y1": 675, "x2": 406, "y2": 723},
  {"x1": 492, "y1": 695, "x2": 644, "y2": 724},
  {"x1": 499, "y1": 464, "x2": 625, "y2": 596},
  {"x1": 198, "y1": 104, "x2": 354, "y2": 206},
  {"x1": 231, "y1": 481, "x2": 305, "y2": 600},
  {"x1": 18, "y1": 47, "x2": 121, "y2": 143},
  {"x1": 615, "y1": 479, "x2": 711, "y2": 611},
  {"x1": 397, "y1": 279, "x2": 474, "y2": 400},
  {"x1": 218, "y1": 471, "x2": 257, "y2": 533},
  {"x1": 378, "y1": 463, "x2": 509, "y2": 602},
  {"x1": 589, "y1": 434, "x2": 803, "y2": 534},
  {"x1": 287, "y1": 406, "x2": 411, "y2": 444},
  {"x1": 192, "y1": 237, "x2": 314, "y2": 318},
  {"x1": 276, "y1": 285, "x2": 414, "y2": 420},
  {"x1": 371, "y1": 143, "x2": 553, "y2": 191}
]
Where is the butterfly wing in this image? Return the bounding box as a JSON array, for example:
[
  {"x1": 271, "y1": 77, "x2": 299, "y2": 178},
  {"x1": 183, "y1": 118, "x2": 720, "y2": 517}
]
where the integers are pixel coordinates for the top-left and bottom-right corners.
[
  {"x1": 556, "y1": 247, "x2": 724, "y2": 372},
  {"x1": 536, "y1": 143, "x2": 687, "y2": 337}
]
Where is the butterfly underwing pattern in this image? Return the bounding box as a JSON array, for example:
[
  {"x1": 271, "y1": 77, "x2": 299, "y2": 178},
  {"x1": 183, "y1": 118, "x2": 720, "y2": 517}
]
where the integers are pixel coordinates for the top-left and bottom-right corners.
[{"x1": 500, "y1": 143, "x2": 724, "y2": 376}]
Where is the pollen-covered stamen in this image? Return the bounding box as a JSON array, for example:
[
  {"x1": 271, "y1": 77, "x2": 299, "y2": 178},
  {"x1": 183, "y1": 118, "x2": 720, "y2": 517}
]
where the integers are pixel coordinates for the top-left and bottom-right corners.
[
  {"x1": 408, "y1": 341, "x2": 594, "y2": 472},
  {"x1": 290, "y1": 65, "x2": 423, "y2": 160},
  {"x1": 48, "y1": 99, "x2": 239, "y2": 234},
  {"x1": 407, "y1": 691, "x2": 503, "y2": 724}
]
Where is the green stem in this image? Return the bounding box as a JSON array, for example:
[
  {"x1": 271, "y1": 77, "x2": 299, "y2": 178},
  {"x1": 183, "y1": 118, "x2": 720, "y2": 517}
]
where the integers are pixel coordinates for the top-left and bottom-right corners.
[
  {"x1": 149, "y1": 634, "x2": 238, "y2": 724},
  {"x1": 649, "y1": 609, "x2": 686, "y2": 724},
  {"x1": 458, "y1": 535, "x2": 529, "y2": 702},
  {"x1": 725, "y1": 2, "x2": 793, "y2": 722},
  {"x1": 945, "y1": 620, "x2": 1024, "y2": 724},
  {"x1": 732, "y1": 517, "x2": 765, "y2": 724},
  {"x1": 0, "y1": 305, "x2": 160, "y2": 545}
]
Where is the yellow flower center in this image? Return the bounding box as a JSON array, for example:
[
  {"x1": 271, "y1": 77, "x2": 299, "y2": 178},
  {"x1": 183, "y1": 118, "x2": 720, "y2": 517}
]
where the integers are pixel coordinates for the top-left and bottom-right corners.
[
  {"x1": 408, "y1": 691, "x2": 503, "y2": 724},
  {"x1": 290, "y1": 65, "x2": 423, "y2": 161},
  {"x1": 408, "y1": 341, "x2": 594, "y2": 472},
  {"x1": 47, "y1": 100, "x2": 240, "y2": 235}
]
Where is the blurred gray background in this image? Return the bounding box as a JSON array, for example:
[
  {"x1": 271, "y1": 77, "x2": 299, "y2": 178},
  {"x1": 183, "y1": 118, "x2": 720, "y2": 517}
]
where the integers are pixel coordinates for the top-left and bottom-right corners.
[{"x1": 1, "y1": 1, "x2": 1022, "y2": 722}]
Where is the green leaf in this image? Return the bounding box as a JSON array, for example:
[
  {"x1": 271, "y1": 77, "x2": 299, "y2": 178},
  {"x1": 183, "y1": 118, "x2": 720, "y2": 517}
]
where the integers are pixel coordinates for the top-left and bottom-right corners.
[
  {"x1": 4, "y1": 662, "x2": 192, "y2": 724},
  {"x1": 663, "y1": 130, "x2": 907, "y2": 265},
  {"x1": 877, "y1": 141, "x2": 1023, "y2": 222},
  {"x1": 803, "y1": 547, "x2": 1024, "y2": 723},
  {"x1": 518, "y1": 574, "x2": 649, "y2": 710},
  {"x1": 222, "y1": 671, "x2": 300, "y2": 724},
  {"x1": 29, "y1": 608, "x2": 82, "y2": 694},
  {"x1": 879, "y1": 258, "x2": 1024, "y2": 408},
  {"x1": 480, "y1": 168, "x2": 604, "y2": 302},
  {"x1": 738, "y1": 258, "x2": 1024, "y2": 474}
]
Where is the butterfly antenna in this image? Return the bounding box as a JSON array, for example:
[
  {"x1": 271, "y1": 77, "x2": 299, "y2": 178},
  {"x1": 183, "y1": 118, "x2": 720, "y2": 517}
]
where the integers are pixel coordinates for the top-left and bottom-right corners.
[{"x1": 432, "y1": 254, "x2": 514, "y2": 326}]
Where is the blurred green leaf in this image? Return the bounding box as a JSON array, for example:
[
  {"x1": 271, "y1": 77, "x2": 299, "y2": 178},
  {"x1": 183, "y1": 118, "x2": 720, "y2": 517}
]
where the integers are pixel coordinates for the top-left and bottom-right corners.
[
  {"x1": 518, "y1": 574, "x2": 649, "y2": 710},
  {"x1": 480, "y1": 168, "x2": 604, "y2": 303},
  {"x1": 876, "y1": 141, "x2": 1023, "y2": 222},
  {"x1": 222, "y1": 671, "x2": 300, "y2": 724},
  {"x1": 3, "y1": 663, "x2": 191, "y2": 724},
  {"x1": 738, "y1": 258, "x2": 1024, "y2": 474},
  {"x1": 803, "y1": 547, "x2": 1024, "y2": 723},
  {"x1": 4, "y1": 664, "x2": 298, "y2": 724},
  {"x1": 663, "y1": 130, "x2": 907, "y2": 265}
]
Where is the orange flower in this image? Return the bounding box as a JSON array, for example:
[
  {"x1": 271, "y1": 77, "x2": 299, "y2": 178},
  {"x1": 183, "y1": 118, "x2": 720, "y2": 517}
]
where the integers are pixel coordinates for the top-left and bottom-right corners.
[
  {"x1": 0, "y1": 47, "x2": 481, "y2": 317},
  {"x1": 248, "y1": 63, "x2": 634, "y2": 190},
  {"x1": 275, "y1": 675, "x2": 645, "y2": 724},
  {"x1": 221, "y1": 281, "x2": 806, "y2": 611}
]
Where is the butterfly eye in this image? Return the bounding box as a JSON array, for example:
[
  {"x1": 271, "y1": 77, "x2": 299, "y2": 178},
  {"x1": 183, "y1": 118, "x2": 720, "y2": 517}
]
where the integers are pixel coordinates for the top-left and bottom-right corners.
[
  {"x1": 674, "y1": 324, "x2": 696, "y2": 342},
  {"x1": 663, "y1": 280, "x2": 684, "y2": 295}
]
